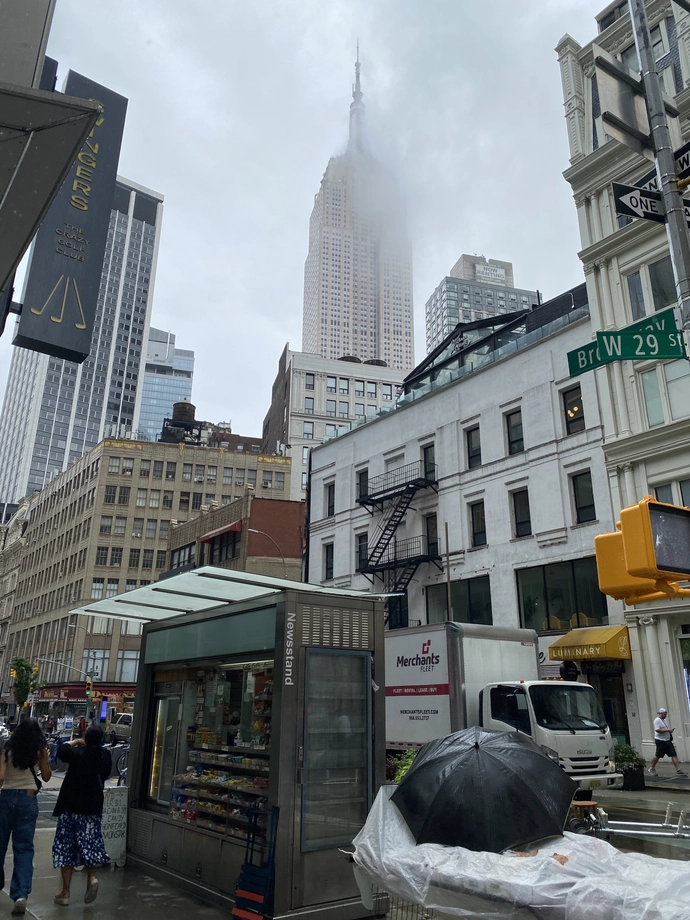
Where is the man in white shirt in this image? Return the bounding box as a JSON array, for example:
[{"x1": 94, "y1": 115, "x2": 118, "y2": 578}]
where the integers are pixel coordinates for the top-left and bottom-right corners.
[{"x1": 649, "y1": 708, "x2": 687, "y2": 776}]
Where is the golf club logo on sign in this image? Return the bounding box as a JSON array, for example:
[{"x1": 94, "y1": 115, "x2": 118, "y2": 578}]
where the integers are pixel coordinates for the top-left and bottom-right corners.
[{"x1": 396, "y1": 639, "x2": 440, "y2": 673}]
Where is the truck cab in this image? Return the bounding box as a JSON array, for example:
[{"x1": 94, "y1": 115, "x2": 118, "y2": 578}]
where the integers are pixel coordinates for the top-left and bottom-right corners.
[{"x1": 480, "y1": 680, "x2": 622, "y2": 791}]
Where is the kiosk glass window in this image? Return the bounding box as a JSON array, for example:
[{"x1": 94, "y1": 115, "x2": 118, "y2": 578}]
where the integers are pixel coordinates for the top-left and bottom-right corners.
[
  {"x1": 301, "y1": 649, "x2": 371, "y2": 851},
  {"x1": 682, "y1": 639, "x2": 690, "y2": 711}
]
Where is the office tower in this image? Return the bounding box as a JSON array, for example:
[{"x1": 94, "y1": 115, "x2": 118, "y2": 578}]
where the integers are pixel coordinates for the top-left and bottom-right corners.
[
  {"x1": 425, "y1": 255, "x2": 540, "y2": 353},
  {"x1": 301, "y1": 57, "x2": 414, "y2": 370},
  {"x1": 137, "y1": 328, "x2": 194, "y2": 442},
  {"x1": 0, "y1": 177, "x2": 163, "y2": 502}
]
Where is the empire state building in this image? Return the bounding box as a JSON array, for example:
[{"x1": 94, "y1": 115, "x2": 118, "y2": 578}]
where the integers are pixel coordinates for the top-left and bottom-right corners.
[{"x1": 301, "y1": 57, "x2": 414, "y2": 371}]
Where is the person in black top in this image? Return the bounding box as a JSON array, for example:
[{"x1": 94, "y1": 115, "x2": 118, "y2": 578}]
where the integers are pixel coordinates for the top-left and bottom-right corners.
[{"x1": 52, "y1": 726, "x2": 111, "y2": 906}]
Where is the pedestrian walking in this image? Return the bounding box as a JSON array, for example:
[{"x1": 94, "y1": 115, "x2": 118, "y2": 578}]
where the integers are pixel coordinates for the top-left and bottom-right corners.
[
  {"x1": 0, "y1": 718, "x2": 52, "y2": 915},
  {"x1": 52, "y1": 726, "x2": 112, "y2": 906},
  {"x1": 649, "y1": 707, "x2": 688, "y2": 776}
]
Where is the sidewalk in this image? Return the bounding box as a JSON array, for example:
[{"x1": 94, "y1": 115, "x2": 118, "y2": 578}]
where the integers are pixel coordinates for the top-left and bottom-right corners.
[
  {"x1": 1, "y1": 822, "x2": 230, "y2": 918},
  {"x1": 642, "y1": 758, "x2": 690, "y2": 792}
]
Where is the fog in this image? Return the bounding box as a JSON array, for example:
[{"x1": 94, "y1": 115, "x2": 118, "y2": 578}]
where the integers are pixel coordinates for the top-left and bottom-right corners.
[{"x1": 0, "y1": 0, "x2": 604, "y2": 435}]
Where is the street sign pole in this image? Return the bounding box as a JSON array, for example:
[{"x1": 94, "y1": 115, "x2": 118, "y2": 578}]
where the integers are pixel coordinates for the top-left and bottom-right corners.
[{"x1": 629, "y1": 0, "x2": 690, "y2": 337}]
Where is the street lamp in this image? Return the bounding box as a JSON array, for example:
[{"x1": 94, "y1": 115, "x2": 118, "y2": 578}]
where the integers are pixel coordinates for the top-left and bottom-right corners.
[
  {"x1": 68, "y1": 623, "x2": 96, "y2": 679},
  {"x1": 247, "y1": 529, "x2": 288, "y2": 578}
]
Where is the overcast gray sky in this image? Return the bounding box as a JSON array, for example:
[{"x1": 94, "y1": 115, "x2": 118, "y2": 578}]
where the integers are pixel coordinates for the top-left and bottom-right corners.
[{"x1": 1, "y1": 0, "x2": 605, "y2": 436}]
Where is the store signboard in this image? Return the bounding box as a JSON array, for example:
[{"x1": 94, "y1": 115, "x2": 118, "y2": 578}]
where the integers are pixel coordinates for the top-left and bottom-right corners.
[
  {"x1": 13, "y1": 71, "x2": 127, "y2": 363},
  {"x1": 385, "y1": 628, "x2": 450, "y2": 748}
]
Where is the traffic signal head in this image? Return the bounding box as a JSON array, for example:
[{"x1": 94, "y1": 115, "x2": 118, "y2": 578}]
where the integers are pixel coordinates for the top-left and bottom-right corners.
[
  {"x1": 85, "y1": 679, "x2": 93, "y2": 697},
  {"x1": 620, "y1": 496, "x2": 690, "y2": 580},
  {"x1": 595, "y1": 530, "x2": 658, "y2": 600},
  {"x1": 32, "y1": 664, "x2": 39, "y2": 677},
  {"x1": 9, "y1": 669, "x2": 16, "y2": 679}
]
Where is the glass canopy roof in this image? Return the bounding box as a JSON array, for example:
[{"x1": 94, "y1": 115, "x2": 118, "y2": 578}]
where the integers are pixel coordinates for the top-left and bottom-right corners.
[{"x1": 71, "y1": 566, "x2": 373, "y2": 623}]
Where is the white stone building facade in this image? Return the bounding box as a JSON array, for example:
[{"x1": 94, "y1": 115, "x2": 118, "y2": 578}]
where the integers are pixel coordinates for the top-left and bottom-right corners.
[
  {"x1": 557, "y1": 0, "x2": 690, "y2": 759},
  {"x1": 307, "y1": 295, "x2": 637, "y2": 744}
]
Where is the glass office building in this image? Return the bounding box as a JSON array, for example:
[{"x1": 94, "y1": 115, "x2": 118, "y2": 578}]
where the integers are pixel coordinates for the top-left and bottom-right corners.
[{"x1": 137, "y1": 328, "x2": 194, "y2": 442}]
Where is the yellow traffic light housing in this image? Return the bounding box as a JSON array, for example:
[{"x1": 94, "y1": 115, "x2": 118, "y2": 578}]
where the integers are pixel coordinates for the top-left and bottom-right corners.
[
  {"x1": 594, "y1": 530, "x2": 658, "y2": 600},
  {"x1": 620, "y1": 496, "x2": 690, "y2": 580},
  {"x1": 85, "y1": 679, "x2": 93, "y2": 697},
  {"x1": 9, "y1": 669, "x2": 16, "y2": 679}
]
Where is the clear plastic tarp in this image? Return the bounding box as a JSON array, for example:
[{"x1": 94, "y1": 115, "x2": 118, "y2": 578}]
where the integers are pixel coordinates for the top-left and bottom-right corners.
[{"x1": 352, "y1": 786, "x2": 690, "y2": 920}]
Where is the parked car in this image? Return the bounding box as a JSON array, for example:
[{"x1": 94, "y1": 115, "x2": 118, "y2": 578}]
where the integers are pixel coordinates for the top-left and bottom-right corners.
[{"x1": 110, "y1": 712, "x2": 133, "y2": 743}]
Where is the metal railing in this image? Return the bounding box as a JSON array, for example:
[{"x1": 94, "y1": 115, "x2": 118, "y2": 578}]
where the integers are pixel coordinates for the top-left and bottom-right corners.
[
  {"x1": 357, "y1": 461, "x2": 437, "y2": 502},
  {"x1": 358, "y1": 535, "x2": 439, "y2": 571}
]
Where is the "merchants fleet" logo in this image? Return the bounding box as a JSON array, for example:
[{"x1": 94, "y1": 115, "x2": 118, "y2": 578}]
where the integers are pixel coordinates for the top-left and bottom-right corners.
[{"x1": 397, "y1": 639, "x2": 440, "y2": 673}]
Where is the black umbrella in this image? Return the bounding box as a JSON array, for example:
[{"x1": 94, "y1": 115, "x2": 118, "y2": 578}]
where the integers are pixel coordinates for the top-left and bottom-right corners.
[{"x1": 391, "y1": 726, "x2": 576, "y2": 853}]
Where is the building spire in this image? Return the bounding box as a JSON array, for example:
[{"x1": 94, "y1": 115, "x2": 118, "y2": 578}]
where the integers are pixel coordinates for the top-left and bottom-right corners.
[{"x1": 348, "y1": 42, "x2": 366, "y2": 153}]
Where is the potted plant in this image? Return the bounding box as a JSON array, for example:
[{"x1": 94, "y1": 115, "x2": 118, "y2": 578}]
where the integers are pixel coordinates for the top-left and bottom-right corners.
[{"x1": 614, "y1": 742, "x2": 646, "y2": 790}]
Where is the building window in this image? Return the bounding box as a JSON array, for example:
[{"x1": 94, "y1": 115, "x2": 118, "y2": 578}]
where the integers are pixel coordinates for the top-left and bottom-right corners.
[
  {"x1": 179, "y1": 492, "x2": 190, "y2": 511},
  {"x1": 192, "y1": 493, "x2": 202, "y2": 510},
  {"x1": 223, "y1": 467, "x2": 233, "y2": 485},
  {"x1": 99, "y1": 516, "x2": 112, "y2": 534},
  {"x1": 117, "y1": 486, "x2": 130, "y2": 505},
  {"x1": 235, "y1": 469, "x2": 245, "y2": 486},
  {"x1": 366, "y1": 404, "x2": 376, "y2": 416},
  {"x1": 649, "y1": 255, "x2": 676, "y2": 312},
  {"x1": 125, "y1": 580, "x2": 137, "y2": 592},
  {"x1": 108, "y1": 457, "x2": 120, "y2": 474},
  {"x1": 355, "y1": 531, "x2": 368, "y2": 570},
  {"x1": 83, "y1": 648, "x2": 109, "y2": 682},
  {"x1": 95, "y1": 547, "x2": 108, "y2": 566},
  {"x1": 338, "y1": 401, "x2": 349, "y2": 418},
  {"x1": 356, "y1": 468, "x2": 368, "y2": 500},
  {"x1": 142, "y1": 549, "x2": 154, "y2": 569},
  {"x1": 367, "y1": 381, "x2": 376, "y2": 399},
  {"x1": 146, "y1": 519, "x2": 157, "y2": 538},
  {"x1": 136, "y1": 488, "x2": 147, "y2": 507},
  {"x1": 110, "y1": 547, "x2": 123, "y2": 566},
  {"x1": 106, "y1": 578, "x2": 119, "y2": 597},
  {"x1": 563, "y1": 386, "x2": 585, "y2": 434},
  {"x1": 247, "y1": 469, "x2": 257, "y2": 488},
  {"x1": 305, "y1": 397, "x2": 314, "y2": 414},
  {"x1": 159, "y1": 520, "x2": 170, "y2": 538},
  {"x1": 114, "y1": 516, "x2": 126, "y2": 536},
  {"x1": 128, "y1": 548, "x2": 140, "y2": 568},
  {"x1": 355, "y1": 380, "x2": 364, "y2": 397},
  {"x1": 262, "y1": 472, "x2": 273, "y2": 488},
  {"x1": 422, "y1": 443, "x2": 436, "y2": 480},
  {"x1": 627, "y1": 271, "x2": 645, "y2": 321},
  {"x1": 516, "y1": 557, "x2": 607, "y2": 631},
  {"x1": 140, "y1": 459, "x2": 150, "y2": 478},
  {"x1": 165, "y1": 462, "x2": 176, "y2": 481},
  {"x1": 195, "y1": 464, "x2": 205, "y2": 481},
  {"x1": 572, "y1": 471, "x2": 596, "y2": 523},
  {"x1": 170, "y1": 543, "x2": 196, "y2": 570},
  {"x1": 382, "y1": 384, "x2": 393, "y2": 401},
  {"x1": 326, "y1": 376, "x2": 337, "y2": 393},
  {"x1": 104, "y1": 486, "x2": 116, "y2": 505},
  {"x1": 303, "y1": 421, "x2": 314, "y2": 439},
  {"x1": 162, "y1": 490, "x2": 173, "y2": 509},
  {"x1": 152, "y1": 460, "x2": 163, "y2": 479},
  {"x1": 211, "y1": 530, "x2": 240, "y2": 564},
  {"x1": 512, "y1": 490, "x2": 532, "y2": 537},
  {"x1": 156, "y1": 550, "x2": 167, "y2": 568},
  {"x1": 339, "y1": 378, "x2": 349, "y2": 394},
  {"x1": 91, "y1": 578, "x2": 104, "y2": 600},
  {"x1": 470, "y1": 501, "x2": 486, "y2": 547},
  {"x1": 324, "y1": 543, "x2": 334, "y2": 580},
  {"x1": 305, "y1": 373, "x2": 315, "y2": 390},
  {"x1": 325, "y1": 482, "x2": 335, "y2": 517},
  {"x1": 132, "y1": 517, "x2": 144, "y2": 537},
  {"x1": 149, "y1": 489, "x2": 160, "y2": 509},
  {"x1": 302, "y1": 447, "x2": 310, "y2": 465},
  {"x1": 301, "y1": 472, "x2": 307, "y2": 491},
  {"x1": 182, "y1": 463, "x2": 193, "y2": 481},
  {"x1": 116, "y1": 650, "x2": 139, "y2": 683},
  {"x1": 326, "y1": 399, "x2": 336, "y2": 417},
  {"x1": 427, "y1": 574, "x2": 492, "y2": 625},
  {"x1": 466, "y1": 426, "x2": 481, "y2": 469},
  {"x1": 425, "y1": 513, "x2": 439, "y2": 556},
  {"x1": 355, "y1": 403, "x2": 365, "y2": 417},
  {"x1": 506, "y1": 409, "x2": 523, "y2": 454},
  {"x1": 122, "y1": 458, "x2": 134, "y2": 476}
]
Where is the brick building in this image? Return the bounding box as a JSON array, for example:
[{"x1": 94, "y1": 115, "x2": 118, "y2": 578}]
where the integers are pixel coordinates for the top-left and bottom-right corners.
[
  {"x1": 1, "y1": 435, "x2": 292, "y2": 710},
  {"x1": 168, "y1": 494, "x2": 304, "y2": 581}
]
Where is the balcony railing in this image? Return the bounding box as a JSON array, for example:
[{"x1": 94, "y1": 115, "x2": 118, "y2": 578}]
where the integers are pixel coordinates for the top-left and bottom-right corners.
[
  {"x1": 357, "y1": 534, "x2": 440, "y2": 572},
  {"x1": 357, "y1": 460, "x2": 437, "y2": 504}
]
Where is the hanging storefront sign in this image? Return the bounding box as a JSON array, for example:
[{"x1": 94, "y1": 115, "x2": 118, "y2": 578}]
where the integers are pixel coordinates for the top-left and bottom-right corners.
[{"x1": 13, "y1": 71, "x2": 127, "y2": 362}]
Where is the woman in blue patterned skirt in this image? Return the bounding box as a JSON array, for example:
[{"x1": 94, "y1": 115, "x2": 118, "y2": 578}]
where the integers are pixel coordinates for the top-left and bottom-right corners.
[{"x1": 52, "y1": 726, "x2": 112, "y2": 906}]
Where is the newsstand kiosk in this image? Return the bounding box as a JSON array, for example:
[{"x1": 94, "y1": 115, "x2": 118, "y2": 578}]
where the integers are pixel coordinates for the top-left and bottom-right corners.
[{"x1": 105, "y1": 568, "x2": 385, "y2": 920}]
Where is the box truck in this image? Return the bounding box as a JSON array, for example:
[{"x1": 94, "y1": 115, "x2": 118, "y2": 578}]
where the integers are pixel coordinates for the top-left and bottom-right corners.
[{"x1": 386, "y1": 622, "x2": 622, "y2": 791}]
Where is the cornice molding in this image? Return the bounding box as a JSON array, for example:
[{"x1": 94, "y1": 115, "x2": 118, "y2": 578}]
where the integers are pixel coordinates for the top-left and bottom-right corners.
[{"x1": 604, "y1": 416, "x2": 690, "y2": 464}]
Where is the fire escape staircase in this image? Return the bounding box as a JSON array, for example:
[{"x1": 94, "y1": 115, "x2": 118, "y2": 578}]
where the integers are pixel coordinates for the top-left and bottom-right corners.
[{"x1": 356, "y1": 461, "x2": 442, "y2": 601}]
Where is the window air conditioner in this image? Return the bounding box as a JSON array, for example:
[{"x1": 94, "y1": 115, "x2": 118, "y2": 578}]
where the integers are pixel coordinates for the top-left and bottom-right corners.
[
  {"x1": 132, "y1": 532, "x2": 141, "y2": 538},
  {"x1": 262, "y1": 483, "x2": 270, "y2": 488},
  {"x1": 194, "y1": 477, "x2": 204, "y2": 482}
]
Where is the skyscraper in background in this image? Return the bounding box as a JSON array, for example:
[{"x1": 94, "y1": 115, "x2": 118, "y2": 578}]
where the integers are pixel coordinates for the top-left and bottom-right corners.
[
  {"x1": 137, "y1": 328, "x2": 194, "y2": 441},
  {"x1": 301, "y1": 57, "x2": 414, "y2": 370},
  {"x1": 0, "y1": 176, "x2": 164, "y2": 502}
]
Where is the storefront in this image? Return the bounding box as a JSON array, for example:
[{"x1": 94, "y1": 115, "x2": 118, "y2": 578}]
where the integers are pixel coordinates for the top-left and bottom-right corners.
[
  {"x1": 77, "y1": 567, "x2": 385, "y2": 919},
  {"x1": 32, "y1": 684, "x2": 136, "y2": 721},
  {"x1": 548, "y1": 625, "x2": 632, "y2": 745}
]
